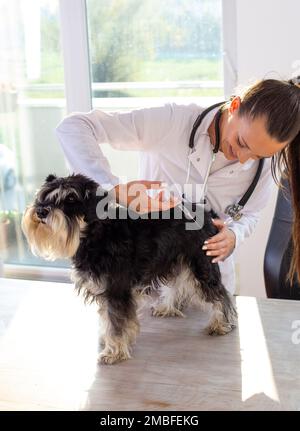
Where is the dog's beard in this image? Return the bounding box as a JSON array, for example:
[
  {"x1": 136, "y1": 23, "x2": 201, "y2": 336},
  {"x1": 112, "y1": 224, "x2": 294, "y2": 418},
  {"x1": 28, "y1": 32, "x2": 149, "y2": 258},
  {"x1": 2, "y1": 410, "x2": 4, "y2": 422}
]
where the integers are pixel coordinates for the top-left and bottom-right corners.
[{"x1": 22, "y1": 206, "x2": 83, "y2": 260}]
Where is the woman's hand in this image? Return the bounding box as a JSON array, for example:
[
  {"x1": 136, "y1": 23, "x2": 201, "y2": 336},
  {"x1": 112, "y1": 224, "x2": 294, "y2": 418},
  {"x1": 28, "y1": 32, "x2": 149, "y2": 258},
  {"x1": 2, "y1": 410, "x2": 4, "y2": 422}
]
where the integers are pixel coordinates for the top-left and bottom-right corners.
[
  {"x1": 113, "y1": 180, "x2": 180, "y2": 214},
  {"x1": 202, "y1": 218, "x2": 236, "y2": 263}
]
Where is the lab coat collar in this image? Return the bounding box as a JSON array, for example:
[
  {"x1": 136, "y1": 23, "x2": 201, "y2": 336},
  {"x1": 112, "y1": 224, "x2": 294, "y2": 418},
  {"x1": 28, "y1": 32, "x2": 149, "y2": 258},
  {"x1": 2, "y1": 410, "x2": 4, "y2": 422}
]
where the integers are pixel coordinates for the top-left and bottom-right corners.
[
  {"x1": 241, "y1": 159, "x2": 255, "y2": 170},
  {"x1": 188, "y1": 104, "x2": 222, "y2": 181},
  {"x1": 196, "y1": 104, "x2": 222, "y2": 137}
]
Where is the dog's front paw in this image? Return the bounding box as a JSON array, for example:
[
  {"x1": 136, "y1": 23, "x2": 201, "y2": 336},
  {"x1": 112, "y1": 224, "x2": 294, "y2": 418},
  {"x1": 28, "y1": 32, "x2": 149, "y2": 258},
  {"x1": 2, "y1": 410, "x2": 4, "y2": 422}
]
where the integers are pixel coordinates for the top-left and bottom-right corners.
[
  {"x1": 98, "y1": 350, "x2": 131, "y2": 365},
  {"x1": 151, "y1": 304, "x2": 185, "y2": 318},
  {"x1": 206, "y1": 321, "x2": 236, "y2": 336}
]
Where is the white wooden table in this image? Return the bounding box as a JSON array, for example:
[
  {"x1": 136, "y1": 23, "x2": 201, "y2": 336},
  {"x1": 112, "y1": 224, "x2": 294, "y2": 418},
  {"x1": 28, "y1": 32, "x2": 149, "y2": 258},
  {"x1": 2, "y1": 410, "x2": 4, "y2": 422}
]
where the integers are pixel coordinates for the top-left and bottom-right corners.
[{"x1": 0, "y1": 277, "x2": 299, "y2": 411}]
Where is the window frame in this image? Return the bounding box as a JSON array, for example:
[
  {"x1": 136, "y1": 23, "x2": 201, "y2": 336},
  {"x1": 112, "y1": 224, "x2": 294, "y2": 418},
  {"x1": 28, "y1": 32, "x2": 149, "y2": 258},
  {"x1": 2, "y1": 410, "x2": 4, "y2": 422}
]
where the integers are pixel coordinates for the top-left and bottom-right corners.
[
  {"x1": 222, "y1": 0, "x2": 238, "y2": 98},
  {"x1": 58, "y1": 0, "x2": 92, "y2": 113}
]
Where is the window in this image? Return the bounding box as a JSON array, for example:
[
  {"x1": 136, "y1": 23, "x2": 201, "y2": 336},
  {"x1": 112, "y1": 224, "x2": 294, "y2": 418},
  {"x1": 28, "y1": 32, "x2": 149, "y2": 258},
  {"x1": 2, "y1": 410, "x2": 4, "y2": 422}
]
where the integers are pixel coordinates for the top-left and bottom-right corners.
[
  {"x1": 86, "y1": 0, "x2": 224, "y2": 181},
  {"x1": 0, "y1": 0, "x2": 68, "y2": 271},
  {"x1": 86, "y1": 0, "x2": 223, "y2": 101}
]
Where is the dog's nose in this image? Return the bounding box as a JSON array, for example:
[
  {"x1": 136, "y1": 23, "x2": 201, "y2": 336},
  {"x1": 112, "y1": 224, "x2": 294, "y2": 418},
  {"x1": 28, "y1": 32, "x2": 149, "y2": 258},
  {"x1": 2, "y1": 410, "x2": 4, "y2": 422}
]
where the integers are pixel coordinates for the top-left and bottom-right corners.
[{"x1": 36, "y1": 206, "x2": 50, "y2": 219}]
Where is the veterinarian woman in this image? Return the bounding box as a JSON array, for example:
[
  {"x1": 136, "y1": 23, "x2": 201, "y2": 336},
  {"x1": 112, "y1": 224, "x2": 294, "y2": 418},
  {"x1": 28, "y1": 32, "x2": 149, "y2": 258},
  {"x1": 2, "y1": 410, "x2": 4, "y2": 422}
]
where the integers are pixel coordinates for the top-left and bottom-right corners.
[{"x1": 56, "y1": 77, "x2": 300, "y2": 294}]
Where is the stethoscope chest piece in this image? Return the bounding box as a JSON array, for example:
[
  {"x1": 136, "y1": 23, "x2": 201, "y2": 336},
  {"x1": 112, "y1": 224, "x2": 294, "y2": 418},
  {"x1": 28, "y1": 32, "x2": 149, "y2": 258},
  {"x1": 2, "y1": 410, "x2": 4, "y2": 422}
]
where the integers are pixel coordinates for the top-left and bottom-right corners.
[{"x1": 225, "y1": 203, "x2": 244, "y2": 221}]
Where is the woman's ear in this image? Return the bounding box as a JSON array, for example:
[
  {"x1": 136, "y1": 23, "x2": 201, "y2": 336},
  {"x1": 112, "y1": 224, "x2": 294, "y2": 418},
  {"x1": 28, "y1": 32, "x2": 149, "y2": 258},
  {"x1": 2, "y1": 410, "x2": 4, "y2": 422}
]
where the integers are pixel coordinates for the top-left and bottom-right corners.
[{"x1": 229, "y1": 96, "x2": 241, "y2": 114}]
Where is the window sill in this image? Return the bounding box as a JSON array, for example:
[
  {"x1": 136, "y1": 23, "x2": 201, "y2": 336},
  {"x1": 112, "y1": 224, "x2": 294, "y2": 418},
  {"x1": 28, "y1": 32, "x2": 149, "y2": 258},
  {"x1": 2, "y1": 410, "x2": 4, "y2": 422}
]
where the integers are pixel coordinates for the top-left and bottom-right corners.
[{"x1": 3, "y1": 264, "x2": 71, "y2": 284}]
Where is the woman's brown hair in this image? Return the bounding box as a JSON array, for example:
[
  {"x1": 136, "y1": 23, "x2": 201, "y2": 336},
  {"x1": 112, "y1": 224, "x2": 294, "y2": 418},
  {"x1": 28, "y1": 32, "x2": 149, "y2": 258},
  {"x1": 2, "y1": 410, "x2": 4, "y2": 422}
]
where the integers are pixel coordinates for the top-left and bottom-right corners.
[{"x1": 237, "y1": 77, "x2": 300, "y2": 282}]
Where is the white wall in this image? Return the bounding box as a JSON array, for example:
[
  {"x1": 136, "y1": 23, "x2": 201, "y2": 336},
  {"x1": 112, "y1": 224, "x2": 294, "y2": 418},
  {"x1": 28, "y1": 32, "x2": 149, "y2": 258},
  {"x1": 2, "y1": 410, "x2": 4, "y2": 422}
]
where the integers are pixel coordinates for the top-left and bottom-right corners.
[
  {"x1": 236, "y1": 0, "x2": 300, "y2": 84},
  {"x1": 232, "y1": 0, "x2": 300, "y2": 296}
]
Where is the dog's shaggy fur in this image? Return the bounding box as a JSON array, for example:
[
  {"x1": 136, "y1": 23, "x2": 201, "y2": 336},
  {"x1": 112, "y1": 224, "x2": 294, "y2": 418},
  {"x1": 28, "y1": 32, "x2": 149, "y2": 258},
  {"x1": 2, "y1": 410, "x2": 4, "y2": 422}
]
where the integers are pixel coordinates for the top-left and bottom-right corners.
[{"x1": 22, "y1": 174, "x2": 237, "y2": 364}]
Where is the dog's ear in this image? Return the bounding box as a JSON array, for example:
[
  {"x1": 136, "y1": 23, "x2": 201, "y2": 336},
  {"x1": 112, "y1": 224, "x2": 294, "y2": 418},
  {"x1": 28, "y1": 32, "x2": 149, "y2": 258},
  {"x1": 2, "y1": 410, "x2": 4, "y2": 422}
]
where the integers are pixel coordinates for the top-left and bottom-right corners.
[
  {"x1": 83, "y1": 180, "x2": 100, "y2": 200},
  {"x1": 83, "y1": 186, "x2": 110, "y2": 222},
  {"x1": 46, "y1": 174, "x2": 57, "y2": 183},
  {"x1": 83, "y1": 181, "x2": 108, "y2": 201}
]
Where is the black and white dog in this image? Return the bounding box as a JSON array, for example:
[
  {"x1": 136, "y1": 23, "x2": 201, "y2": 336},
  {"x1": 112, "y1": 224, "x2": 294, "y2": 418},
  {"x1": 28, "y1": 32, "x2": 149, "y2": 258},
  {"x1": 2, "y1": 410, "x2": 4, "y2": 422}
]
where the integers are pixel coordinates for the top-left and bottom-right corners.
[{"x1": 22, "y1": 174, "x2": 237, "y2": 365}]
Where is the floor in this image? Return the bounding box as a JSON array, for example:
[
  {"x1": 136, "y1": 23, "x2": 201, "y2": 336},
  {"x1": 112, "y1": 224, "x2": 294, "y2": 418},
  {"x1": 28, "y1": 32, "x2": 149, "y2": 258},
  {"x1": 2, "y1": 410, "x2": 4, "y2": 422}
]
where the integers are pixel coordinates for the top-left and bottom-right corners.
[{"x1": 0, "y1": 277, "x2": 300, "y2": 411}]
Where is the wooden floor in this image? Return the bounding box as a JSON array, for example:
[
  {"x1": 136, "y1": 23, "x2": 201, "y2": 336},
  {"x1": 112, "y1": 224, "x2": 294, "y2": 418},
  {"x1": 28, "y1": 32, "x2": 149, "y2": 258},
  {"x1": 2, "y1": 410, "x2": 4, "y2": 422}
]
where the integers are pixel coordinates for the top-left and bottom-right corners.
[{"x1": 0, "y1": 277, "x2": 300, "y2": 411}]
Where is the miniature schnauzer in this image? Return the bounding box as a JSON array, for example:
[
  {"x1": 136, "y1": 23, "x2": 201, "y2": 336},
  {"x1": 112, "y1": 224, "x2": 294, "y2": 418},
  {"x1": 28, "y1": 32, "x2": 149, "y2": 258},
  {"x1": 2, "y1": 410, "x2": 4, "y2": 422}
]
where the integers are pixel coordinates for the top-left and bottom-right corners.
[{"x1": 22, "y1": 174, "x2": 237, "y2": 365}]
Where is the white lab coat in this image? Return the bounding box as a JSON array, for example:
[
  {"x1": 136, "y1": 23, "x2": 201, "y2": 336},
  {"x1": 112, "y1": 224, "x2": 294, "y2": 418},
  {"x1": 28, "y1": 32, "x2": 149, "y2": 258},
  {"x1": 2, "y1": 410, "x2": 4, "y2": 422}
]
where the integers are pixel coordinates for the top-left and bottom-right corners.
[{"x1": 55, "y1": 103, "x2": 273, "y2": 294}]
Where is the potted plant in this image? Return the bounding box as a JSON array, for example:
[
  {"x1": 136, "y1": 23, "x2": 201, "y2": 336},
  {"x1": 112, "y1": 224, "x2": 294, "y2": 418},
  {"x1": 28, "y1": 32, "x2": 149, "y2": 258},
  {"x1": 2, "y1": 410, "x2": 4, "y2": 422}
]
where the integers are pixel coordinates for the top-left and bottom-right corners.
[
  {"x1": 0, "y1": 210, "x2": 22, "y2": 259},
  {"x1": 0, "y1": 211, "x2": 11, "y2": 259}
]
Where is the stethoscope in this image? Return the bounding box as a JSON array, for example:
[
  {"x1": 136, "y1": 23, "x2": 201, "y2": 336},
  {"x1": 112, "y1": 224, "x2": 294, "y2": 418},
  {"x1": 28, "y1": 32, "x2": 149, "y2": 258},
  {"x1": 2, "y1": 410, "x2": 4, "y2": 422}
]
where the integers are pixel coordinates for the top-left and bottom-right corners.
[{"x1": 182, "y1": 100, "x2": 265, "y2": 224}]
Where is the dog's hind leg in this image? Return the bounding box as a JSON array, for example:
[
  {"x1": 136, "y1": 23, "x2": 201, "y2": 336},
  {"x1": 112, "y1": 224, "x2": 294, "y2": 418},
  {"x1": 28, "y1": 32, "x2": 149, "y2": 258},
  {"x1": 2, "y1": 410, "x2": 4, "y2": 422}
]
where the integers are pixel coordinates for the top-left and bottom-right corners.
[
  {"x1": 204, "y1": 287, "x2": 237, "y2": 335},
  {"x1": 97, "y1": 286, "x2": 140, "y2": 365},
  {"x1": 190, "y1": 258, "x2": 237, "y2": 335},
  {"x1": 151, "y1": 265, "x2": 195, "y2": 318},
  {"x1": 151, "y1": 283, "x2": 185, "y2": 317}
]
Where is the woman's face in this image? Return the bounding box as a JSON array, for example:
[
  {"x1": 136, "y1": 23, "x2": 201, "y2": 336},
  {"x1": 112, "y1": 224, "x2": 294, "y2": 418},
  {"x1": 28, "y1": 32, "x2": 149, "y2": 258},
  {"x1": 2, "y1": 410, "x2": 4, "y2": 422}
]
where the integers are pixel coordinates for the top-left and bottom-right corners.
[{"x1": 220, "y1": 97, "x2": 289, "y2": 163}]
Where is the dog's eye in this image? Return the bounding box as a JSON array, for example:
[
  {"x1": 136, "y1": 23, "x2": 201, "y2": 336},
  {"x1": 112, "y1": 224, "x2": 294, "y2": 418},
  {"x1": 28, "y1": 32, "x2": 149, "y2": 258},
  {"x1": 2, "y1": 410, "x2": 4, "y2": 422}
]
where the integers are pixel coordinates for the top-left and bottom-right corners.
[{"x1": 66, "y1": 194, "x2": 77, "y2": 203}]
